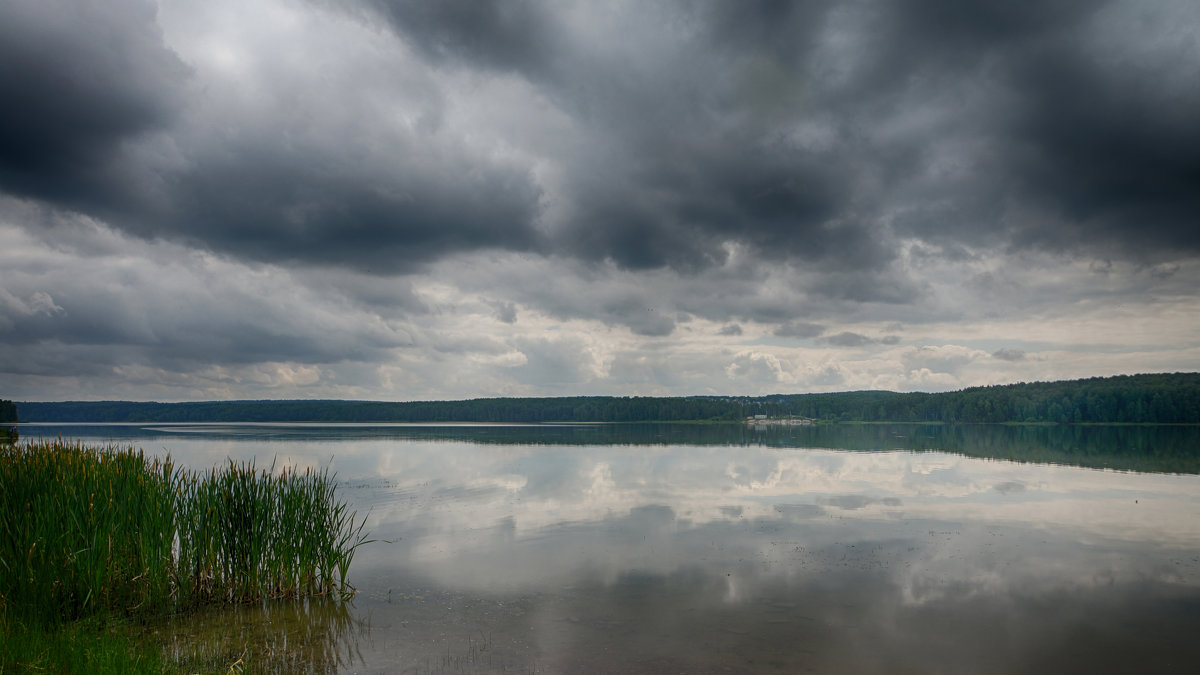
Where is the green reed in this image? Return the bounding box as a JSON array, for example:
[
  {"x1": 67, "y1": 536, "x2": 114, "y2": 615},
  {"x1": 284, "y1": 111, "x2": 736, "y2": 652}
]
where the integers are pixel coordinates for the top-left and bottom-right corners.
[
  {"x1": 0, "y1": 440, "x2": 176, "y2": 623},
  {"x1": 174, "y1": 459, "x2": 370, "y2": 605},
  {"x1": 0, "y1": 440, "x2": 370, "y2": 626}
]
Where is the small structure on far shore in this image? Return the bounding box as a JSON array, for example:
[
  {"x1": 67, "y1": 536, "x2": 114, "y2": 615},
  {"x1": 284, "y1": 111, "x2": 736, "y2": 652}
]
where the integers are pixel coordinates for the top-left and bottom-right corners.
[{"x1": 745, "y1": 415, "x2": 813, "y2": 426}]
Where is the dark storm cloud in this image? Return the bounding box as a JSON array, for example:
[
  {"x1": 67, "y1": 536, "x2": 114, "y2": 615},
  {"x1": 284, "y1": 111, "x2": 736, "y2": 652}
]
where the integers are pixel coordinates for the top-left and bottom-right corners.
[
  {"x1": 713, "y1": 0, "x2": 1200, "y2": 263},
  {"x1": 4, "y1": 0, "x2": 1199, "y2": 289},
  {"x1": 0, "y1": 0, "x2": 545, "y2": 274},
  {"x1": 351, "y1": 0, "x2": 888, "y2": 274},
  {"x1": 1005, "y1": 40, "x2": 1200, "y2": 255},
  {"x1": 398, "y1": 0, "x2": 1196, "y2": 272},
  {"x1": 562, "y1": 145, "x2": 867, "y2": 272},
  {"x1": 168, "y1": 145, "x2": 543, "y2": 273},
  {"x1": 0, "y1": 0, "x2": 187, "y2": 209},
  {"x1": 864, "y1": 0, "x2": 1200, "y2": 260}
]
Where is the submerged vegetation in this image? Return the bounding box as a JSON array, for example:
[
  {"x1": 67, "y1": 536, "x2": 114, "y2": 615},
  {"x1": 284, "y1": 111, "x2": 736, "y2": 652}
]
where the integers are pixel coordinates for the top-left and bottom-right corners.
[
  {"x1": 0, "y1": 618, "x2": 169, "y2": 674},
  {"x1": 0, "y1": 440, "x2": 370, "y2": 629}
]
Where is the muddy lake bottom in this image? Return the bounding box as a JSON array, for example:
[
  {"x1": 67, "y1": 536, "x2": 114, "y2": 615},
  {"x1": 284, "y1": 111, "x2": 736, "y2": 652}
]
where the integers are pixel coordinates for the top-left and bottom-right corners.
[{"x1": 18, "y1": 422, "x2": 1200, "y2": 673}]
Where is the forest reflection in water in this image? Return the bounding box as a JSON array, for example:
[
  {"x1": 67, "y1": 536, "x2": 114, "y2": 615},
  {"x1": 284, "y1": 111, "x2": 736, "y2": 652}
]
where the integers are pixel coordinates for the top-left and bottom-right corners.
[
  {"x1": 22, "y1": 421, "x2": 1200, "y2": 474},
  {"x1": 17, "y1": 423, "x2": 1200, "y2": 672}
]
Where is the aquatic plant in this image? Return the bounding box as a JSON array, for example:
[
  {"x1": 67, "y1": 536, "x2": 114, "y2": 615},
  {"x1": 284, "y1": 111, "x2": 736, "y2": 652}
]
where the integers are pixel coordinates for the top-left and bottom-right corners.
[
  {"x1": 174, "y1": 459, "x2": 371, "y2": 605},
  {"x1": 0, "y1": 617, "x2": 170, "y2": 674},
  {"x1": 0, "y1": 440, "x2": 370, "y2": 626},
  {"x1": 0, "y1": 440, "x2": 177, "y2": 623},
  {"x1": 156, "y1": 595, "x2": 366, "y2": 675}
]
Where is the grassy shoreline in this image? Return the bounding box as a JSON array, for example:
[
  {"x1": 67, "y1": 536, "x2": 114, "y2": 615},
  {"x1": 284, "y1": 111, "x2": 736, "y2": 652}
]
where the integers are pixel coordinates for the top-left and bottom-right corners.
[{"x1": 0, "y1": 439, "x2": 371, "y2": 672}]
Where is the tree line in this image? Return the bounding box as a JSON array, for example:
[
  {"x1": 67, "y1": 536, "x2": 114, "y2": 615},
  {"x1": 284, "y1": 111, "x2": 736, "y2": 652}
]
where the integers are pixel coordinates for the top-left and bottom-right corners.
[
  {"x1": 9, "y1": 373, "x2": 1200, "y2": 424},
  {"x1": 750, "y1": 372, "x2": 1200, "y2": 424},
  {"x1": 13, "y1": 396, "x2": 741, "y2": 424}
]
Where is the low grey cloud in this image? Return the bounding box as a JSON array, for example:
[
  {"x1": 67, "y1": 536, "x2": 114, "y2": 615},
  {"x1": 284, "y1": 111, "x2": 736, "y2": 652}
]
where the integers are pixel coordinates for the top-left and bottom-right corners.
[
  {"x1": 791, "y1": 332, "x2": 903, "y2": 349},
  {"x1": 718, "y1": 324, "x2": 743, "y2": 337},
  {"x1": 820, "y1": 332, "x2": 876, "y2": 348},
  {"x1": 0, "y1": 210, "x2": 410, "y2": 396},
  {"x1": 993, "y1": 349, "x2": 1027, "y2": 362},
  {"x1": 492, "y1": 301, "x2": 518, "y2": 325},
  {"x1": 506, "y1": 336, "x2": 597, "y2": 389},
  {"x1": 775, "y1": 322, "x2": 825, "y2": 339},
  {"x1": 625, "y1": 312, "x2": 676, "y2": 338},
  {"x1": 357, "y1": 0, "x2": 560, "y2": 74},
  {"x1": 903, "y1": 346, "x2": 987, "y2": 377}
]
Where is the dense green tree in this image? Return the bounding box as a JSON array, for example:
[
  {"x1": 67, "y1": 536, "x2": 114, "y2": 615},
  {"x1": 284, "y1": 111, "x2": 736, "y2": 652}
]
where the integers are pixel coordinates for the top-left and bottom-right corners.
[{"x1": 0, "y1": 399, "x2": 17, "y2": 423}]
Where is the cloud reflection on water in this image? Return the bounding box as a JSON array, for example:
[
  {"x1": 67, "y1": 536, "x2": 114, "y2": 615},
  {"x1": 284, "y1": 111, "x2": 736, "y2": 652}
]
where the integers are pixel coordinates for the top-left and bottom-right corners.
[
  {"x1": 18, "y1": 423, "x2": 1200, "y2": 671},
  {"x1": 330, "y1": 436, "x2": 1200, "y2": 670}
]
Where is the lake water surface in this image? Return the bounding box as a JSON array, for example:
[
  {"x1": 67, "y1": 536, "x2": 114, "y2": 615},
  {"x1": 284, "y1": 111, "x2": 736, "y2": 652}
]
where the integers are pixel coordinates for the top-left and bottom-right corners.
[{"x1": 18, "y1": 423, "x2": 1200, "y2": 673}]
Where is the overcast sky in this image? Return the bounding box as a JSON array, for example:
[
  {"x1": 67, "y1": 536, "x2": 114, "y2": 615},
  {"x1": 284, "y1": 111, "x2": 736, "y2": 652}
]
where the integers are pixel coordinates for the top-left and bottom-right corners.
[{"x1": 2, "y1": 0, "x2": 1198, "y2": 402}]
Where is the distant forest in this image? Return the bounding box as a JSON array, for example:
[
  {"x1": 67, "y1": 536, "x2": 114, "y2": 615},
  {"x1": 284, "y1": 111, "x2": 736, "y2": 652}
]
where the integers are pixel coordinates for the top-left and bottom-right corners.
[
  {"x1": 750, "y1": 372, "x2": 1200, "y2": 424},
  {"x1": 10, "y1": 373, "x2": 1200, "y2": 424}
]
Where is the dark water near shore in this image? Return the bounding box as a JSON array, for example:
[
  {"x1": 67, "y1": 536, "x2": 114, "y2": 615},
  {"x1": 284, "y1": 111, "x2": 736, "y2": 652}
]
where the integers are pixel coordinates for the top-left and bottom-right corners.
[{"x1": 18, "y1": 423, "x2": 1200, "y2": 673}]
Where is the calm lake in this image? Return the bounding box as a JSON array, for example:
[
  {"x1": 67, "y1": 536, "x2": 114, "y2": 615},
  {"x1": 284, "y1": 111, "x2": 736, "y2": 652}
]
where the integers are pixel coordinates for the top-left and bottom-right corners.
[{"x1": 17, "y1": 422, "x2": 1200, "y2": 673}]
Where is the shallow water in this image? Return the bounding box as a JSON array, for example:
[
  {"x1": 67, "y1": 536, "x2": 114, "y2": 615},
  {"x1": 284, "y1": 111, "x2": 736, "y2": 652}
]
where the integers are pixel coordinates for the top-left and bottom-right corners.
[{"x1": 18, "y1": 423, "x2": 1200, "y2": 673}]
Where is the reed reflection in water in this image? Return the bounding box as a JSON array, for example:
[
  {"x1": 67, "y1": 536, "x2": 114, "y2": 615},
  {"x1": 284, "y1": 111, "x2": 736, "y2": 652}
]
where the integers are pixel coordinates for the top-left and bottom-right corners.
[{"x1": 150, "y1": 596, "x2": 366, "y2": 674}]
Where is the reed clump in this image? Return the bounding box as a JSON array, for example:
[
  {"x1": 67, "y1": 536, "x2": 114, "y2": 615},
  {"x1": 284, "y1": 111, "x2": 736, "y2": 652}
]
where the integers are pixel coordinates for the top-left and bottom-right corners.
[
  {"x1": 0, "y1": 440, "x2": 369, "y2": 626},
  {"x1": 174, "y1": 459, "x2": 369, "y2": 605}
]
